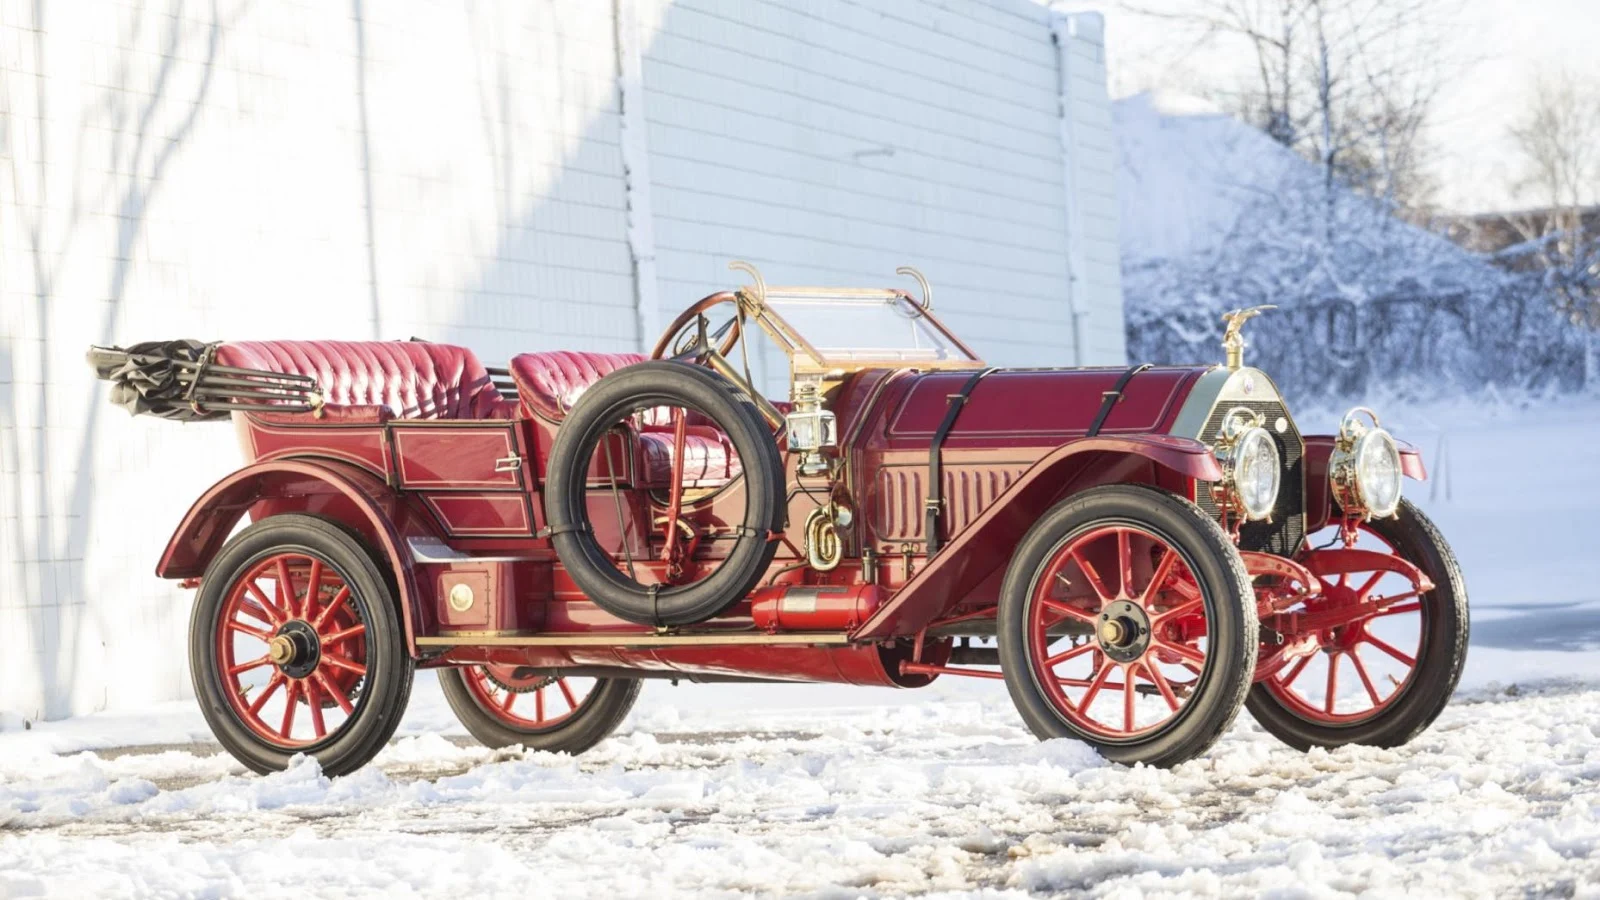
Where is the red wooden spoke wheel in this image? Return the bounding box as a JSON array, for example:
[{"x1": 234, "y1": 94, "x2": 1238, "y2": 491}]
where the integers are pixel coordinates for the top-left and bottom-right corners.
[
  {"x1": 460, "y1": 666, "x2": 599, "y2": 732},
  {"x1": 1260, "y1": 534, "x2": 1423, "y2": 724},
  {"x1": 998, "y1": 486, "x2": 1257, "y2": 768},
  {"x1": 438, "y1": 666, "x2": 642, "y2": 753},
  {"x1": 216, "y1": 551, "x2": 370, "y2": 748},
  {"x1": 1246, "y1": 498, "x2": 1469, "y2": 751},
  {"x1": 191, "y1": 514, "x2": 414, "y2": 777},
  {"x1": 1026, "y1": 525, "x2": 1211, "y2": 739}
]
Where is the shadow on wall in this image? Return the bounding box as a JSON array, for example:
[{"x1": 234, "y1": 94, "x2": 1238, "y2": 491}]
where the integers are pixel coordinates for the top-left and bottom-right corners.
[
  {"x1": 3, "y1": 0, "x2": 245, "y2": 718},
  {"x1": 431, "y1": 1, "x2": 646, "y2": 362}
]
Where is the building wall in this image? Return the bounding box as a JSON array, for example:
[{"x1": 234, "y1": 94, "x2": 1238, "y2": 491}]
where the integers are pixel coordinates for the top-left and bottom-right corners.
[{"x1": 0, "y1": 0, "x2": 1122, "y2": 720}]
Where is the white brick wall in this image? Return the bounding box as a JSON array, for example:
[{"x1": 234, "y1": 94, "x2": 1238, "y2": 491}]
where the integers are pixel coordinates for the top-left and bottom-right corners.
[{"x1": 0, "y1": 0, "x2": 1122, "y2": 720}]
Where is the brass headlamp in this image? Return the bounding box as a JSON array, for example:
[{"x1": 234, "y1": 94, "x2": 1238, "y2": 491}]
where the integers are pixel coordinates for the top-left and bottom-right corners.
[
  {"x1": 1212, "y1": 407, "x2": 1281, "y2": 522},
  {"x1": 1329, "y1": 407, "x2": 1402, "y2": 520}
]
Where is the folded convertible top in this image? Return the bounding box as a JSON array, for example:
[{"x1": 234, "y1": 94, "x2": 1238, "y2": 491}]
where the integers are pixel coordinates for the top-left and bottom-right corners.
[{"x1": 87, "y1": 340, "x2": 323, "y2": 422}]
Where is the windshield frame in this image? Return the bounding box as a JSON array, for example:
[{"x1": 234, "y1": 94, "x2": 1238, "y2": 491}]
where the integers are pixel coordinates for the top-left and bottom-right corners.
[{"x1": 735, "y1": 285, "x2": 986, "y2": 376}]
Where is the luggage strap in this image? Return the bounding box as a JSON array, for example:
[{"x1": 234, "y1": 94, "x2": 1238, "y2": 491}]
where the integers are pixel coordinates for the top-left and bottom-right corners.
[
  {"x1": 1085, "y1": 364, "x2": 1151, "y2": 438},
  {"x1": 925, "y1": 367, "x2": 999, "y2": 555}
]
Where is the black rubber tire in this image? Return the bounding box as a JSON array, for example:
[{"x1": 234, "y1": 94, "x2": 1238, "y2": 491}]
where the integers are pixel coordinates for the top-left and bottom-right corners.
[
  {"x1": 1246, "y1": 498, "x2": 1469, "y2": 750},
  {"x1": 190, "y1": 514, "x2": 414, "y2": 777},
  {"x1": 544, "y1": 361, "x2": 785, "y2": 626},
  {"x1": 438, "y1": 671, "x2": 642, "y2": 753},
  {"x1": 997, "y1": 485, "x2": 1258, "y2": 768}
]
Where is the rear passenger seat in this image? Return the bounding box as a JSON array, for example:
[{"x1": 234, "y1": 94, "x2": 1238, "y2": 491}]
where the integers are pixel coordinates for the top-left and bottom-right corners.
[{"x1": 216, "y1": 340, "x2": 516, "y2": 421}]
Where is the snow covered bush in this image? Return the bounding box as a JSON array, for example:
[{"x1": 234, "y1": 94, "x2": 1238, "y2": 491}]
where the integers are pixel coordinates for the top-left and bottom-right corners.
[{"x1": 1116, "y1": 93, "x2": 1585, "y2": 405}]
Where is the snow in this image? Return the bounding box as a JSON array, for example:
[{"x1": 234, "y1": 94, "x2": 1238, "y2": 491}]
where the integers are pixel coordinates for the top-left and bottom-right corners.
[
  {"x1": 2, "y1": 397, "x2": 1599, "y2": 897},
  {"x1": 1113, "y1": 92, "x2": 1587, "y2": 402}
]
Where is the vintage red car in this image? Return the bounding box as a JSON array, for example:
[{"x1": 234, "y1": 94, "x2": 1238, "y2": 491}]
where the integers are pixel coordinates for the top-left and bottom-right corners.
[{"x1": 91, "y1": 264, "x2": 1467, "y2": 775}]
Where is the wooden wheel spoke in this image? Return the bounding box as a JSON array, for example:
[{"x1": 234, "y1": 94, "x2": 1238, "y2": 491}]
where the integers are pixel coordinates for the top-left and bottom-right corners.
[
  {"x1": 1353, "y1": 570, "x2": 1385, "y2": 601},
  {"x1": 1116, "y1": 529, "x2": 1135, "y2": 601},
  {"x1": 558, "y1": 678, "x2": 578, "y2": 709},
  {"x1": 275, "y1": 556, "x2": 299, "y2": 620},
  {"x1": 280, "y1": 680, "x2": 300, "y2": 737},
  {"x1": 229, "y1": 655, "x2": 271, "y2": 676},
  {"x1": 313, "y1": 587, "x2": 352, "y2": 631},
  {"x1": 1153, "y1": 597, "x2": 1203, "y2": 628},
  {"x1": 228, "y1": 621, "x2": 274, "y2": 642},
  {"x1": 1122, "y1": 664, "x2": 1137, "y2": 732},
  {"x1": 321, "y1": 623, "x2": 366, "y2": 646},
  {"x1": 1141, "y1": 547, "x2": 1179, "y2": 604},
  {"x1": 1044, "y1": 641, "x2": 1097, "y2": 667},
  {"x1": 1349, "y1": 651, "x2": 1382, "y2": 706},
  {"x1": 498, "y1": 688, "x2": 516, "y2": 712},
  {"x1": 321, "y1": 651, "x2": 368, "y2": 677},
  {"x1": 1069, "y1": 550, "x2": 1115, "y2": 604},
  {"x1": 304, "y1": 679, "x2": 327, "y2": 738},
  {"x1": 1144, "y1": 661, "x2": 1180, "y2": 711},
  {"x1": 1362, "y1": 634, "x2": 1417, "y2": 668},
  {"x1": 535, "y1": 687, "x2": 547, "y2": 723},
  {"x1": 1155, "y1": 638, "x2": 1205, "y2": 665},
  {"x1": 1039, "y1": 598, "x2": 1098, "y2": 625},
  {"x1": 303, "y1": 559, "x2": 324, "y2": 623},
  {"x1": 312, "y1": 670, "x2": 354, "y2": 715},
  {"x1": 1077, "y1": 660, "x2": 1116, "y2": 714},
  {"x1": 1324, "y1": 652, "x2": 1340, "y2": 714},
  {"x1": 1279, "y1": 653, "x2": 1314, "y2": 688},
  {"x1": 244, "y1": 582, "x2": 285, "y2": 626},
  {"x1": 249, "y1": 672, "x2": 285, "y2": 715}
]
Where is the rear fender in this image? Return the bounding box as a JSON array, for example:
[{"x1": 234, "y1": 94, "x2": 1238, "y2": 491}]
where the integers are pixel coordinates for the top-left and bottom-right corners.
[
  {"x1": 158, "y1": 458, "x2": 432, "y2": 655},
  {"x1": 1303, "y1": 435, "x2": 1427, "y2": 532},
  {"x1": 852, "y1": 435, "x2": 1224, "y2": 640}
]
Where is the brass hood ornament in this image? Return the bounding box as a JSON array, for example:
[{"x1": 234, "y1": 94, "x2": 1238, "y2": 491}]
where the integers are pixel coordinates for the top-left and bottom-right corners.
[{"x1": 1221, "y1": 305, "x2": 1276, "y2": 370}]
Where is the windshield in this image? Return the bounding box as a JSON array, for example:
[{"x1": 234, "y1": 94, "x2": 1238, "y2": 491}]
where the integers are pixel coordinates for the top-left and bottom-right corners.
[{"x1": 756, "y1": 288, "x2": 982, "y2": 369}]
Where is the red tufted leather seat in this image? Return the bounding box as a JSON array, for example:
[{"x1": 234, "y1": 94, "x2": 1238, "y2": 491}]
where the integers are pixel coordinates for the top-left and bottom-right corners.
[
  {"x1": 216, "y1": 340, "x2": 515, "y2": 420},
  {"x1": 508, "y1": 351, "x2": 648, "y2": 421}
]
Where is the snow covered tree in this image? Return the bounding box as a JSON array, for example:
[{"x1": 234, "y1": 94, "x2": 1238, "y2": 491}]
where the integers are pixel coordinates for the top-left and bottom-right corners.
[
  {"x1": 1503, "y1": 70, "x2": 1600, "y2": 390},
  {"x1": 1125, "y1": 0, "x2": 1458, "y2": 211}
]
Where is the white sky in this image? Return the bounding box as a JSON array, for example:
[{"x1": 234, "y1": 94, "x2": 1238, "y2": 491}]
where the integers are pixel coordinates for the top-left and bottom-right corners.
[{"x1": 1052, "y1": 0, "x2": 1600, "y2": 214}]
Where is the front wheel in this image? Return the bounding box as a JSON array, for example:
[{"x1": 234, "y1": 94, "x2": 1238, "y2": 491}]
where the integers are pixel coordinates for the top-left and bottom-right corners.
[
  {"x1": 997, "y1": 485, "x2": 1258, "y2": 768},
  {"x1": 1246, "y1": 498, "x2": 1468, "y2": 750},
  {"x1": 438, "y1": 666, "x2": 640, "y2": 753}
]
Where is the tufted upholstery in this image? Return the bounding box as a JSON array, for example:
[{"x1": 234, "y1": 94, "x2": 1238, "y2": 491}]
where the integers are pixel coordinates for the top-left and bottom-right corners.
[
  {"x1": 639, "y1": 427, "x2": 742, "y2": 487},
  {"x1": 508, "y1": 351, "x2": 648, "y2": 421},
  {"x1": 216, "y1": 340, "x2": 515, "y2": 420}
]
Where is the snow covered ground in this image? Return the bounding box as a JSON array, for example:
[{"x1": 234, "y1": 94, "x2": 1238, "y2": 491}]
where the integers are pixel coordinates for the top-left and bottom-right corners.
[{"x1": 2, "y1": 397, "x2": 1598, "y2": 898}]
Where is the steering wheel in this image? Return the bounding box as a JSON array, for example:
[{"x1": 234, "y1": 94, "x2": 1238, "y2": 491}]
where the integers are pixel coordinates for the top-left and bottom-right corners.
[{"x1": 650, "y1": 292, "x2": 744, "y2": 362}]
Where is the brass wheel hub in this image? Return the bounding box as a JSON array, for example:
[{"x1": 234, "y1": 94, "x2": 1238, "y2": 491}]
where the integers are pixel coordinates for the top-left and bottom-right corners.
[
  {"x1": 1096, "y1": 600, "x2": 1152, "y2": 664},
  {"x1": 269, "y1": 619, "x2": 322, "y2": 679},
  {"x1": 267, "y1": 635, "x2": 295, "y2": 665}
]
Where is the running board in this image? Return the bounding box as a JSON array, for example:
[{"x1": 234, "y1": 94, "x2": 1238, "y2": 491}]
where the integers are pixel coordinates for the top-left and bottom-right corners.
[
  {"x1": 415, "y1": 632, "x2": 854, "y2": 648},
  {"x1": 406, "y1": 536, "x2": 538, "y2": 564}
]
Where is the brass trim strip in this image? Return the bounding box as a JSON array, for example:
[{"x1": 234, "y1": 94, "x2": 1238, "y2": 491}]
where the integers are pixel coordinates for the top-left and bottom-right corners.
[{"x1": 415, "y1": 632, "x2": 854, "y2": 648}]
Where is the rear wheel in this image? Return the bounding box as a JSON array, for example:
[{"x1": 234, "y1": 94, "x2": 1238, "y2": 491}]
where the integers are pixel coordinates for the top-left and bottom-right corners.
[
  {"x1": 190, "y1": 514, "x2": 414, "y2": 776},
  {"x1": 997, "y1": 485, "x2": 1257, "y2": 768},
  {"x1": 438, "y1": 666, "x2": 640, "y2": 752},
  {"x1": 1247, "y1": 498, "x2": 1468, "y2": 750}
]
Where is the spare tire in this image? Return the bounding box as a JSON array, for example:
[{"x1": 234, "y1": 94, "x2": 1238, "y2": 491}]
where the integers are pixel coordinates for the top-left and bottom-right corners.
[{"x1": 543, "y1": 361, "x2": 785, "y2": 626}]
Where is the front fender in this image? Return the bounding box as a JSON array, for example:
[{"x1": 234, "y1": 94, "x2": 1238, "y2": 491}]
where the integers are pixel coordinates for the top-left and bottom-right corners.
[
  {"x1": 1302, "y1": 435, "x2": 1427, "y2": 532},
  {"x1": 852, "y1": 434, "x2": 1224, "y2": 640},
  {"x1": 158, "y1": 458, "x2": 429, "y2": 655}
]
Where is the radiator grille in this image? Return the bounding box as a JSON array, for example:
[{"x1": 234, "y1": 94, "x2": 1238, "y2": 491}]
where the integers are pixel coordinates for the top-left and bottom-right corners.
[{"x1": 1193, "y1": 400, "x2": 1305, "y2": 556}]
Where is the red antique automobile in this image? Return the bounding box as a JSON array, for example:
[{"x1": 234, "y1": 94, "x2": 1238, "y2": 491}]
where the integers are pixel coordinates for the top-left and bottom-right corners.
[{"x1": 91, "y1": 264, "x2": 1467, "y2": 775}]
